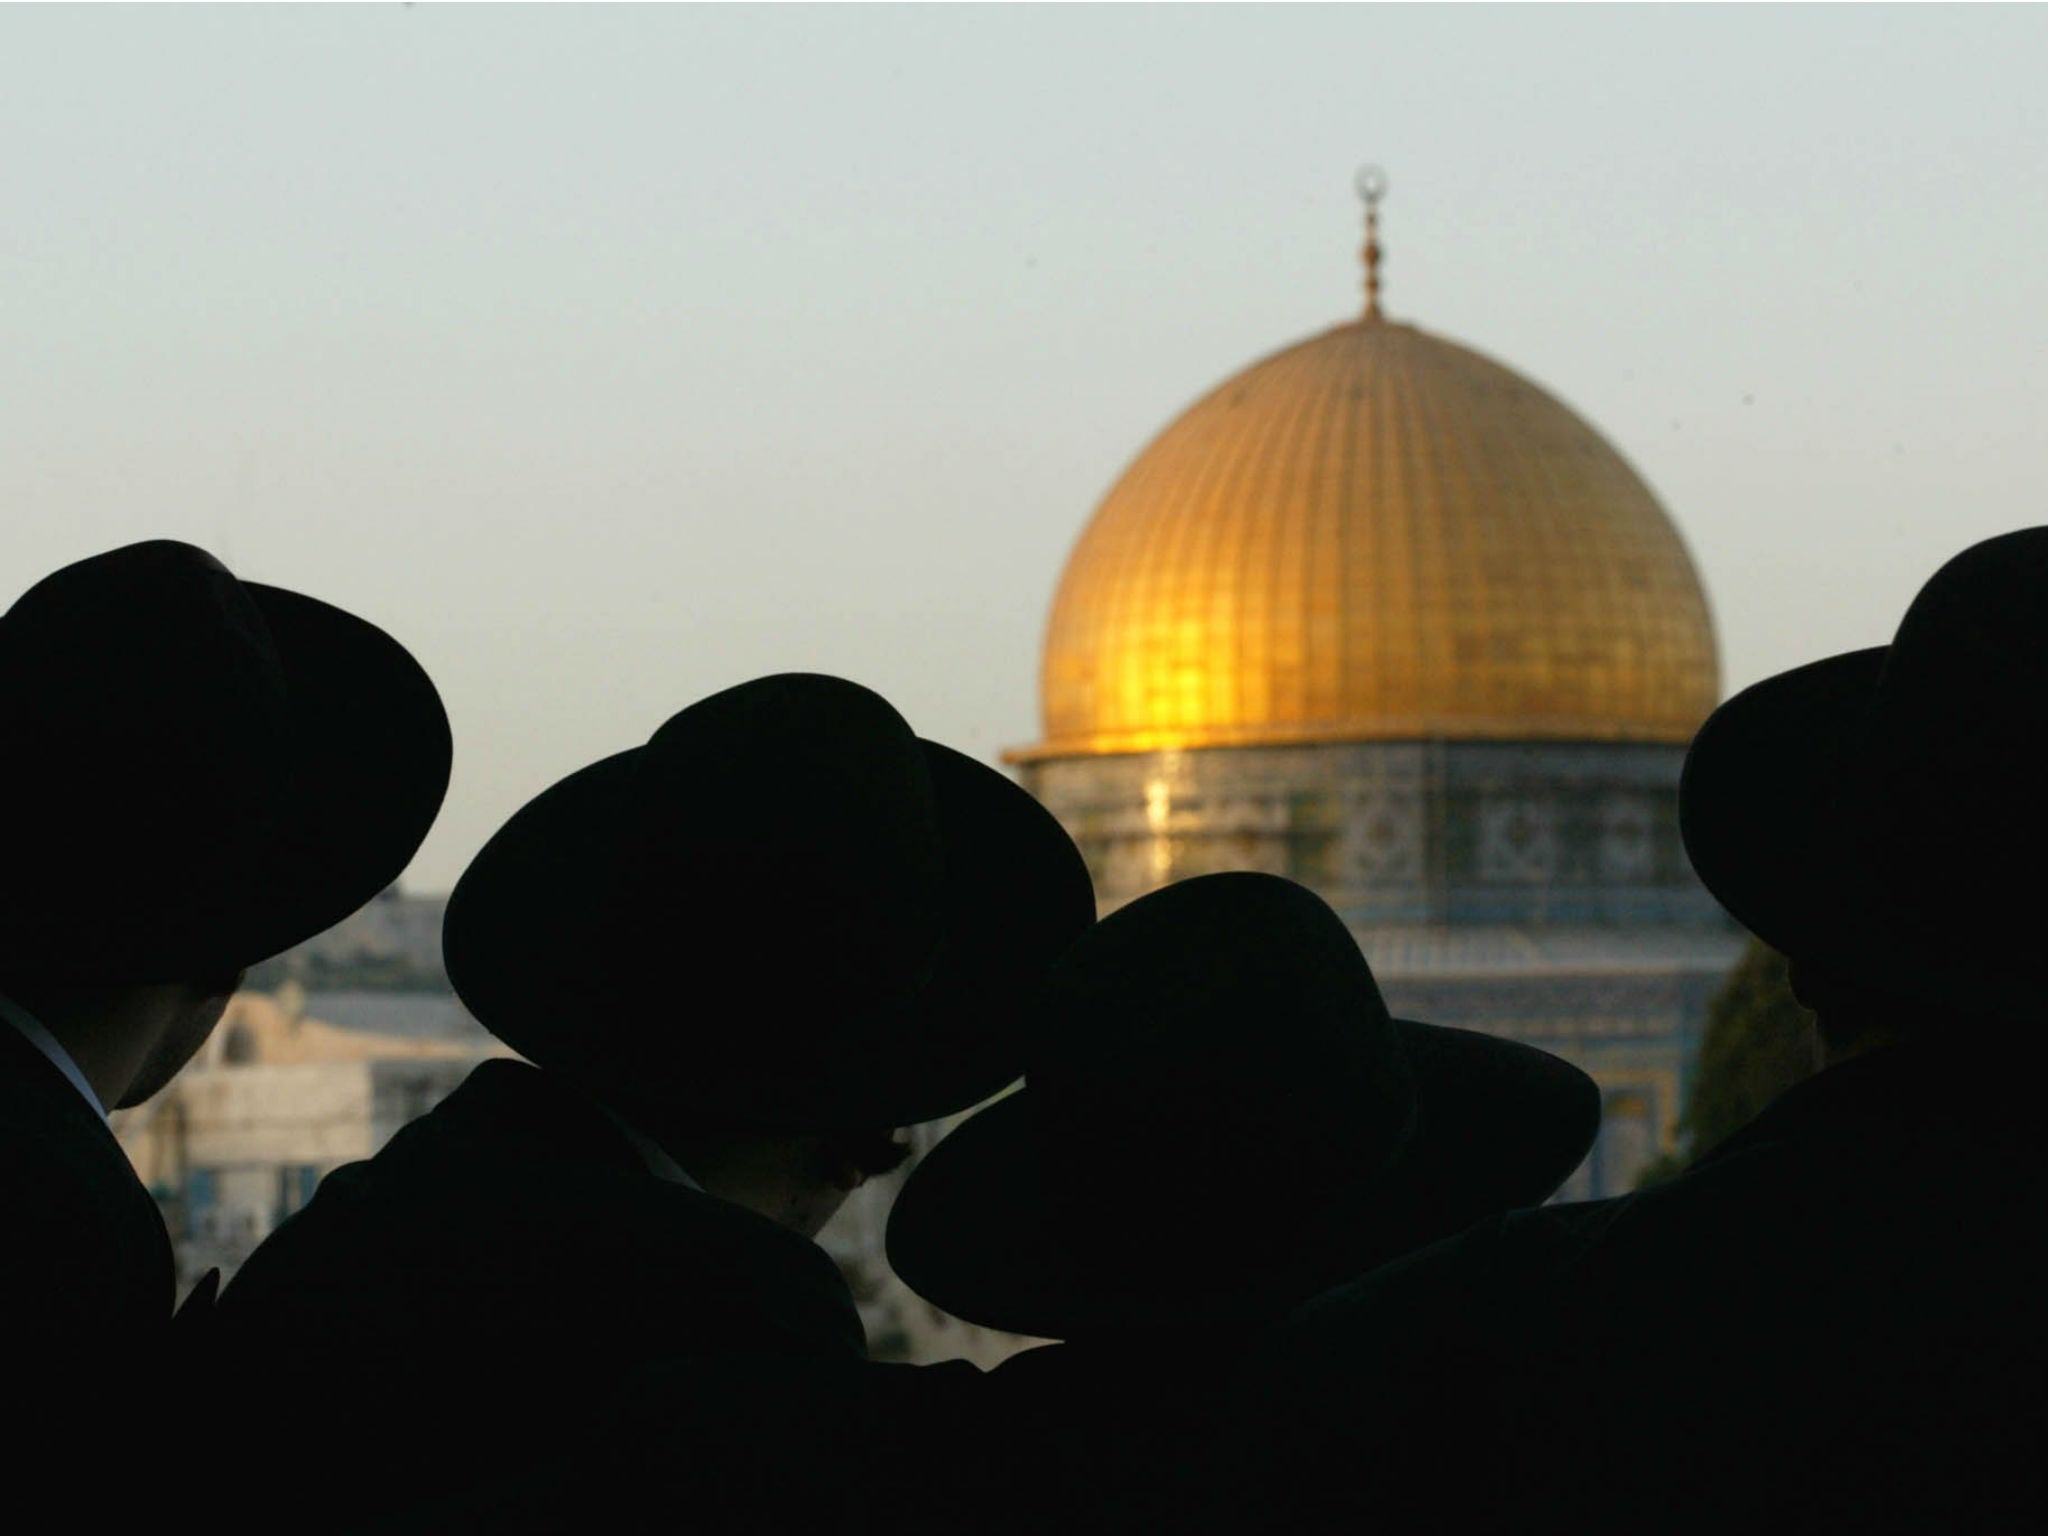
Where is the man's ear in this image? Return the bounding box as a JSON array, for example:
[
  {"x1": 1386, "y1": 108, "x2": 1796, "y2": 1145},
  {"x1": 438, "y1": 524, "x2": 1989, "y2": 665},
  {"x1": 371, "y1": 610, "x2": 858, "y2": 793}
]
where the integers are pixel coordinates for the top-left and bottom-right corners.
[
  {"x1": 812, "y1": 1138, "x2": 868, "y2": 1193},
  {"x1": 826, "y1": 1159, "x2": 868, "y2": 1194}
]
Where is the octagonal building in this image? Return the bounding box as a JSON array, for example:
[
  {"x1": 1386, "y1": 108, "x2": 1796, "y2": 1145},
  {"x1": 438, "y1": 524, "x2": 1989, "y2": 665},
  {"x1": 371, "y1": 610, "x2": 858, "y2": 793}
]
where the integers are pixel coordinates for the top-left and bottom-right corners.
[{"x1": 1009, "y1": 198, "x2": 1742, "y2": 1197}]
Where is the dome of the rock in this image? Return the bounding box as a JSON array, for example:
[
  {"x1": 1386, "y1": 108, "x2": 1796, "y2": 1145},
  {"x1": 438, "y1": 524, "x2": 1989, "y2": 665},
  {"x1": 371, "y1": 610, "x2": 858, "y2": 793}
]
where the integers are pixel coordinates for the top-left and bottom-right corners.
[
  {"x1": 1006, "y1": 176, "x2": 1742, "y2": 1205},
  {"x1": 1019, "y1": 317, "x2": 1718, "y2": 760}
]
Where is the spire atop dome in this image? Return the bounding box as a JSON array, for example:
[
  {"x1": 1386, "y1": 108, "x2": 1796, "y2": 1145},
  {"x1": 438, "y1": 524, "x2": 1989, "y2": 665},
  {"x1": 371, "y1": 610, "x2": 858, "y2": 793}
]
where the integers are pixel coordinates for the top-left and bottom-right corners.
[{"x1": 1355, "y1": 164, "x2": 1388, "y2": 321}]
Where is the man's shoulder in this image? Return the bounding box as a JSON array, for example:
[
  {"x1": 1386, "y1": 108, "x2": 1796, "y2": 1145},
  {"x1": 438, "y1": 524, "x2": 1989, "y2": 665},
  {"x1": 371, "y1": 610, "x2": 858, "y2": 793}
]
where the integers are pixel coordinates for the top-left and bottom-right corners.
[
  {"x1": 1291, "y1": 1198, "x2": 1604, "y2": 1322},
  {"x1": 328, "y1": 1060, "x2": 836, "y2": 1264},
  {"x1": 241, "y1": 1058, "x2": 652, "y2": 1232},
  {"x1": 220, "y1": 1059, "x2": 862, "y2": 1354},
  {"x1": 1559, "y1": 1049, "x2": 2024, "y2": 1285}
]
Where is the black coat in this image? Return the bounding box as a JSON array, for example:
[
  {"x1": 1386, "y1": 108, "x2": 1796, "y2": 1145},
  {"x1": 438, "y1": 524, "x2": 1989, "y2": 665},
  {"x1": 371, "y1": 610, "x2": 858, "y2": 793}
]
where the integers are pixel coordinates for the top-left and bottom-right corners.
[
  {"x1": 211, "y1": 1059, "x2": 976, "y2": 1533},
  {"x1": 0, "y1": 1019, "x2": 184, "y2": 1496},
  {"x1": 1240, "y1": 1043, "x2": 2048, "y2": 1532},
  {"x1": 0, "y1": 1019, "x2": 173, "y2": 1353},
  {"x1": 918, "y1": 1330, "x2": 1257, "y2": 1535}
]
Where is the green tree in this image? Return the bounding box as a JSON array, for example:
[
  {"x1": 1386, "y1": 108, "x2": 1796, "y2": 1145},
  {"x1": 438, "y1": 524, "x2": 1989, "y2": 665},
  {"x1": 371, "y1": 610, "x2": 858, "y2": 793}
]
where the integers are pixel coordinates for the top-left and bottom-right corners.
[{"x1": 1636, "y1": 939, "x2": 1816, "y2": 1187}]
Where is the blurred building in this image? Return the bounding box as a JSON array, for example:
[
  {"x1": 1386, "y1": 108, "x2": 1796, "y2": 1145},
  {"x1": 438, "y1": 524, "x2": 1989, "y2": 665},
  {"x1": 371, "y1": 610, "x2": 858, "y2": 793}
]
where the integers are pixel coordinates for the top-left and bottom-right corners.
[{"x1": 1010, "y1": 185, "x2": 1743, "y2": 1197}]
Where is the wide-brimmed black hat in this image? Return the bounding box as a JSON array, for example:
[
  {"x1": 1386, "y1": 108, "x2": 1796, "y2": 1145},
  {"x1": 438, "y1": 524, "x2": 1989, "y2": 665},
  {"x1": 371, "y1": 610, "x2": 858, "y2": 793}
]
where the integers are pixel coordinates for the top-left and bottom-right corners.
[
  {"x1": 442, "y1": 673, "x2": 1096, "y2": 1129},
  {"x1": 1681, "y1": 527, "x2": 2048, "y2": 1018},
  {"x1": 0, "y1": 541, "x2": 451, "y2": 982},
  {"x1": 885, "y1": 872, "x2": 1599, "y2": 1339}
]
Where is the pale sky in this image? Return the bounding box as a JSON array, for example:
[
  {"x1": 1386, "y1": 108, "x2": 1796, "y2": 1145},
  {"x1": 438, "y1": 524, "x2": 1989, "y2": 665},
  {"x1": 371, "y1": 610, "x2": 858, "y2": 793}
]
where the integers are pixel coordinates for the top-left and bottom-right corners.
[{"x1": 5, "y1": 5, "x2": 2045, "y2": 892}]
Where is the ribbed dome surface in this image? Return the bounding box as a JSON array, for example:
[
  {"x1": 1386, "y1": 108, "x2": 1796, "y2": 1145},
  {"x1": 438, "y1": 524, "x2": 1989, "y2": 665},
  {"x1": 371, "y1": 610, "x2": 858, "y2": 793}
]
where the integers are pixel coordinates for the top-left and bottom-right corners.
[{"x1": 1018, "y1": 318, "x2": 1719, "y2": 760}]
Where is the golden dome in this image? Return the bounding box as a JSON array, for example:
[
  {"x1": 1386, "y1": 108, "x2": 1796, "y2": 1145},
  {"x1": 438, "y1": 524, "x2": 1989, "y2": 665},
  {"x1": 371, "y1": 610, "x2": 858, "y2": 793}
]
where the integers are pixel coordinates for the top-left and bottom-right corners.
[{"x1": 1016, "y1": 316, "x2": 1719, "y2": 761}]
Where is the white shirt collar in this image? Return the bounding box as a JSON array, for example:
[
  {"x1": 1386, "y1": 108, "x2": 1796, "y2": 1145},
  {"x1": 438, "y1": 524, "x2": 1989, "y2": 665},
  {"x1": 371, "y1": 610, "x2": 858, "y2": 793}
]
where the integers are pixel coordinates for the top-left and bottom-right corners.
[
  {"x1": 589, "y1": 1097, "x2": 705, "y2": 1193},
  {"x1": 0, "y1": 990, "x2": 109, "y2": 1119}
]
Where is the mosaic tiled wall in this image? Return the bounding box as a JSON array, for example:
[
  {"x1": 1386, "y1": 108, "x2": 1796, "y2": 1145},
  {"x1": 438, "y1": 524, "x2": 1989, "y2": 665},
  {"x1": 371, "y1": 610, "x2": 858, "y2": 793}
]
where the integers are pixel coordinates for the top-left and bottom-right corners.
[{"x1": 1019, "y1": 740, "x2": 1721, "y2": 926}]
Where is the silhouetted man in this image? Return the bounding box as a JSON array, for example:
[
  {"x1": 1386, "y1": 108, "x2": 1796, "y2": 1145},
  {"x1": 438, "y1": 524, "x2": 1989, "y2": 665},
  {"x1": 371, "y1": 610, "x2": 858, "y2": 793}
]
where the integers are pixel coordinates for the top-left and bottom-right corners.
[
  {"x1": 210, "y1": 673, "x2": 1094, "y2": 1532},
  {"x1": 884, "y1": 873, "x2": 1599, "y2": 1533},
  {"x1": 1240, "y1": 530, "x2": 2048, "y2": 1531},
  {"x1": 0, "y1": 541, "x2": 450, "y2": 1491}
]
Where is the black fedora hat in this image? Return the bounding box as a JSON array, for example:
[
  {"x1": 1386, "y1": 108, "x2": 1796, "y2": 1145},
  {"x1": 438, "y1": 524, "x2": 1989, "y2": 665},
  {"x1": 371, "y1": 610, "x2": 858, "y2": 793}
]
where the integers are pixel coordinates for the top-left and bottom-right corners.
[
  {"x1": 442, "y1": 673, "x2": 1096, "y2": 1129},
  {"x1": 1681, "y1": 527, "x2": 2048, "y2": 1018},
  {"x1": 0, "y1": 541, "x2": 451, "y2": 981},
  {"x1": 885, "y1": 873, "x2": 1599, "y2": 1339}
]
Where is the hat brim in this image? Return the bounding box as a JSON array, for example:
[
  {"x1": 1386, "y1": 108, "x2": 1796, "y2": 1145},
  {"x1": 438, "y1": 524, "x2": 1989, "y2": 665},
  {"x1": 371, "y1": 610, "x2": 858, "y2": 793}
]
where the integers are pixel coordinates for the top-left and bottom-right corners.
[
  {"x1": 217, "y1": 585, "x2": 452, "y2": 971},
  {"x1": 444, "y1": 741, "x2": 1093, "y2": 1129},
  {"x1": 1679, "y1": 648, "x2": 1886, "y2": 961},
  {"x1": 885, "y1": 1019, "x2": 1600, "y2": 1340}
]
